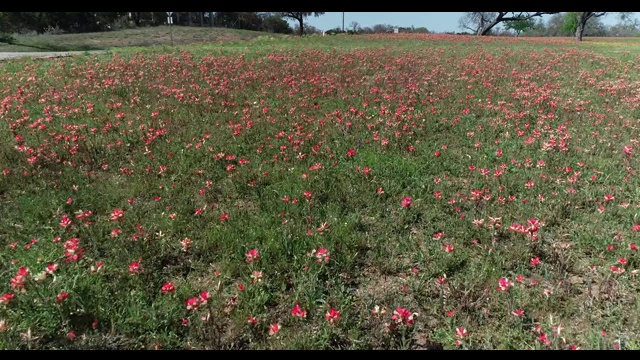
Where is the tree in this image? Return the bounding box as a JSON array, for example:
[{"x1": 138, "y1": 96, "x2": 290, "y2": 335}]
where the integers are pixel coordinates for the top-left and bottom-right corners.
[
  {"x1": 261, "y1": 14, "x2": 293, "y2": 34},
  {"x1": 279, "y1": 12, "x2": 324, "y2": 36},
  {"x1": 349, "y1": 20, "x2": 360, "y2": 33},
  {"x1": 458, "y1": 12, "x2": 557, "y2": 36},
  {"x1": 609, "y1": 13, "x2": 640, "y2": 37},
  {"x1": 567, "y1": 12, "x2": 607, "y2": 41},
  {"x1": 504, "y1": 18, "x2": 535, "y2": 37},
  {"x1": 545, "y1": 13, "x2": 569, "y2": 36}
]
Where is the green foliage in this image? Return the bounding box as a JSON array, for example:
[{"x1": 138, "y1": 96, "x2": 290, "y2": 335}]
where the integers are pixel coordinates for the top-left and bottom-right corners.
[
  {"x1": 562, "y1": 12, "x2": 580, "y2": 34},
  {"x1": 0, "y1": 32, "x2": 15, "y2": 44},
  {"x1": 504, "y1": 18, "x2": 535, "y2": 36}
]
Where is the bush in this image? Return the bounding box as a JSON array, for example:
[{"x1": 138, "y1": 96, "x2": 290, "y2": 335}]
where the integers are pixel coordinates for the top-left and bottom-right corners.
[{"x1": 0, "y1": 32, "x2": 15, "y2": 44}]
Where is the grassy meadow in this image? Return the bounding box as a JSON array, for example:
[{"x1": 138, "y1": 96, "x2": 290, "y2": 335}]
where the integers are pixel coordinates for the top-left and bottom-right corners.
[{"x1": 1, "y1": 31, "x2": 640, "y2": 349}]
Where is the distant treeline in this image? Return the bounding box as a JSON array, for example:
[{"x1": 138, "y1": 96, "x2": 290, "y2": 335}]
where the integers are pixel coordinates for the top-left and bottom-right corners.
[{"x1": 0, "y1": 12, "x2": 295, "y2": 35}]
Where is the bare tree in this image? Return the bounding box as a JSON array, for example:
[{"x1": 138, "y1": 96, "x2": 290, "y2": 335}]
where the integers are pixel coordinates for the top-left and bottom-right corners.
[
  {"x1": 574, "y1": 12, "x2": 607, "y2": 41},
  {"x1": 349, "y1": 20, "x2": 360, "y2": 33},
  {"x1": 459, "y1": 12, "x2": 558, "y2": 36},
  {"x1": 280, "y1": 12, "x2": 325, "y2": 36}
]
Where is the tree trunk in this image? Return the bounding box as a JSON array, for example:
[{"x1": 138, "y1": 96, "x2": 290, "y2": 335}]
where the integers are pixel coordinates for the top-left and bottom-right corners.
[
  {"x1": 134, "y1": 12, "x2": 141, "y2": 26},
  {"x1": 200, "y1": 12, "x2": 204, "y2": 27},
  {"x1": 176, "y1": 12, "x2": 180, "y2": 24},
  {"x1": 575, "y1": 13, "x2": 587, "y2": 41},
  {"x1": 298, "y1": 18, "x2": 304, "y2": 36},
  {"x1": 575, "y1": 22, "x2": 584, "y2": 41},
  {"x1": 478, "y1": 14, "x2": 505, "y2": 36},
  {"x1": 188, "y1": 12, "x2": 192, "y2": 27},
  {"x1": 210, "y1": 12, "x2": 214, "y2": 27}
]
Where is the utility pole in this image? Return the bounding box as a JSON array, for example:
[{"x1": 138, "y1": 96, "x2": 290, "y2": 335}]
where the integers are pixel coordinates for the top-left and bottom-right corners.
[{"x1": 342, "y1": 12, "x2": 345, "y2": 32}]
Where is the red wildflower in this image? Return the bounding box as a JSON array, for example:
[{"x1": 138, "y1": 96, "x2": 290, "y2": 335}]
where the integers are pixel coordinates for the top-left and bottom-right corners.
[
  {"x1": 537, "y1": 332, "x2": 550, "y2": 345},
  {"x1": 0, "y1": 293, "x2": 15, "y2": 305},
  {"x1": 269, "y1": 322, "x2": 281, "y2": 335},
  {"x1": 245, "y1": 249, "x2": 260, "y2": 263},
  {"x1": 455, "y1": 326, "x2": 468, "y2": 339},
  {"x1": 185, "y1": 297, "x2": 199, "y2": 311},
  {"x1": 400, "y1": 196, "x2": 412, "y2": 209},
  {"x1": 161, "y1": 282, "x2": 175, "y2": 295},
  {"x1": 530, "y1": 257, "x2": 541, "y2": 267},
  {"x1": 45, "y1": 263, "x2": 59, "y2": 274},
  {"x1": 10, "y1": 267, "x2": 29, "y2": 291},
  {"x1": 56, "y1": 291, "x2": 68, "y2": 305},
  {"x1": 128, "y1": 261, "x2": 141, "y2": 274},
  {"x1": 347, "y1": 149, "x2": 356, "y2": 158},
  {"x1": 391, "y1": 307, "x2": 417, "y2": 325},
  {"x1": 59, "y1": 215, "x2": 72, "y2": 228},
  {"x1": 310, "y1": 247, "x2": 330, "y2": 263},
  {"x1": 290, "y1": 303, "x2": 307, "y2": 318},
  {"x1": 304, "y1": 190, "x2": 313, "y2": 200},
  {"x1": 610, "y1": 265, "x2": 625, "y2": 274},
  {"x1": 199, "y1": 290, "x2": 211, "y2": 305},
  {"x1": 324, "y1": 308, "x2": 341, "y2": 325},
  {"x1": 110, "y1": 208, "x2": 124, "y2": 221},
  {"x1": 632, "y1": 224, "x2": 640, "y2": 232},
  {"x1": 497, "y1": 277, "x2": 512, "y2": 292}
]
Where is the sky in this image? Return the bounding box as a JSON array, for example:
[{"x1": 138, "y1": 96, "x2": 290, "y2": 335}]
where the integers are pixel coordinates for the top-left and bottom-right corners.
[{"x1": 295, "y1": 12, "x2": 639, "y2": 33}]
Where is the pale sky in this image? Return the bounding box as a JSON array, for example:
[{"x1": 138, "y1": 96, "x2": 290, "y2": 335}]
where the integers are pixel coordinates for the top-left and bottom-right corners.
[{"x1": 295, "y1": 12, "x2": 638, "y2": 33}]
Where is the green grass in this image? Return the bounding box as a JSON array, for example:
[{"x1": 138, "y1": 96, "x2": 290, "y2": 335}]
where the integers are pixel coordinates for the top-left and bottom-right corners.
[{"x1": 1, "y1": 33, "x2": 640, "y2": 349}]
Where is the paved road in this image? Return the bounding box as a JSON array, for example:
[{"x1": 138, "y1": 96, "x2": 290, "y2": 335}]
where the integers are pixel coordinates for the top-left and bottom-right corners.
[{"x1": 0, "y1": 50, "x2": 108, "y2": 61}]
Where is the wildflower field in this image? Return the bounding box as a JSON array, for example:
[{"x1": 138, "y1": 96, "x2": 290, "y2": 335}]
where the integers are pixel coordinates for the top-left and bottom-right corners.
[{"x1": 1, "y1": 33, "x2": 640, "y2": 349}]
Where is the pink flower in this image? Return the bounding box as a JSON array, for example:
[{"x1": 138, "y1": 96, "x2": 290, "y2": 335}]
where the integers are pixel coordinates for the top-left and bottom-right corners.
[
  {"x1": 198, "y1": 290, "x2": 211, "y2": 305},
  {"x1": 161, "y1": 282, "x2": 175, "y2": 295},
  {"x1": 245, "y1": 249, "x2": 260, "y2": 263},
  {"x1": 530, "y1": 257, "x2": 540, "y2": 267},
  {"x1": 10, "y1": 267, "x2": 29, "y2": 291},
  {"x1": 290, "y1": 303, "x2": 307, "y2": 318},
  {"x1": 128, "y1": 261, "x2": 141, "y2": 274},
  {"x1": 497, "y1": 277, "x2": 512, "y2": 292},
  {"x1": 0, "y1": 293, "x2": 15, "y2": 305},
  {"x1": 185, "y1": 297, "x2": 199, "y2": 311},
  {"x1": 110, "y1": 208, "x2": 124, "y2": 221},
  {"x1": 455, "y1": 326, "x2": 468, "y2": 339},
  {"x1": 45, "y1": 263, "x2": 59, "y2": 274},
  {"x1": 59, "y1": 215, "x2": 72, "y2": 228},
  {"x1": 324, "y1": 308, "x2": 341, "y2": 325},
  {"x1": 269, "y1": 322, "x2": 281, "y2": 335},
  {"x1": 347, "y1": 149, "x2": 356, "y2": 158},
  {"x1": 391, "y1": 307, "x2": 417, "y2": 326},
  {"x1": 400, "y1": 196, "x2": 412, "y2": 209},
  {"x1": 311, "y1": 247, "x2": 330, "y2": 263},
  {"x1": 56, "y1": 291, "x2": 68, "y2": 305}
]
